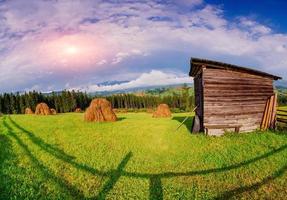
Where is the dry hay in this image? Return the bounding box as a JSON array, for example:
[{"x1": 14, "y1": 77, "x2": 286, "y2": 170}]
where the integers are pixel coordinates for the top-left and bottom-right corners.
[
  {"x1": 50, "y1": 108, "x2": 57, "y2": 115},
  {"x1": 84, "y1": 98, "x2": 117, "y2": 122},
  {"x1": 75, "y1": 108, "x2": 82, "y2": 113},
  {"x1": 152, "y1": 104, "x2": 172, "y2": 118},
  {"x1": 25, "y1": 107, "x2": 34, "y2": 114},
  {"x1": 35, "y1": 103, "x2": 51, "y2": 115}
]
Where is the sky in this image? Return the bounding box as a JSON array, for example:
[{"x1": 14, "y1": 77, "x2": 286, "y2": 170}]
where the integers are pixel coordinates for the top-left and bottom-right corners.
[{"x1": 0, "y1": 0, "x2": 287, "y2": 93}]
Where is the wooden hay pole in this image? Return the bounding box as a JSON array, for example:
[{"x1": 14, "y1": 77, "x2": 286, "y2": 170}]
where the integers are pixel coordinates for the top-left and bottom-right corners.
[
  {"x1": 175, "y1": 106, "x2": 198, "y2": 131},
  {"x1": 270, "y1": 93, "x2": 277, "y2": 129},
  {"x1": 261, "y1": 97, "x2": 270, "y2": 130},
  {"x1": 265, "y1": 94, "x2": 274, "y2": 129},
  {"x1": 261, "y1": 94, "x2": 277, "y2": 130}
]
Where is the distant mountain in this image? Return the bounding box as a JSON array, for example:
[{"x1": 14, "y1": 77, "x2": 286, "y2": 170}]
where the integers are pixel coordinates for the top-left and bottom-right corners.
[
  {"x1": 89, "y1": 83, "x2": 193, "y2": 96},
  {"x1": 97, "y1": 80, "x2": 129, "y2": 86},
  {"x1": 276, "y1": 80, "x2": 287, "y2": 88}
]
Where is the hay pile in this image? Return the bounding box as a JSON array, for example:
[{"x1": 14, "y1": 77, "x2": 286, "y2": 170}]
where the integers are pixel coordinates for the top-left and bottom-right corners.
[
  {"x1": 75, "y1": 108, "x2": 82, "y2": 113},
  {"x1": 84, "y1": 98, "x2": 117, "y2": 122},
  {"x1": 35, "y1": 103, "x2": 51, "y2": 115},
  {"x1": 25, "y1": 107, "x2": 34, "y2": 114},
  {"x1": 50, "y1": 108, "x2": 57, "y2": 115},
  {"x1": 152, "y1": 104, "x2": 172, "y2": 118}
]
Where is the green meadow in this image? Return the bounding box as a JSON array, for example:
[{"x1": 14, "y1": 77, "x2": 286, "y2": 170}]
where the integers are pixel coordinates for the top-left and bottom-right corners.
[{"x1": 0, "y1": 112, "x2": 287, "y2": 200}]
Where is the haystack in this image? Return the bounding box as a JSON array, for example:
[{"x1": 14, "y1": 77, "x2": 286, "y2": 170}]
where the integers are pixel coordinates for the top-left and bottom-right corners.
[
  {"x1": 84, "y1": 98, "x2": 117, "y2": 122},
  {"x1": 50, "y1": 108, "x2": 57, "y2": 115},
  {"x1": 75, "y1": 108, "x2": 82, "y2": 113},
  {"x1": 152, "y1": 104, "x2": 172, "y2": 118},
  {"x1": 25, "y1": 107, "x2": 34, "y2": 114},
  {"x1": 35, "y1": 103, "x2": 51, "y2": 115}
]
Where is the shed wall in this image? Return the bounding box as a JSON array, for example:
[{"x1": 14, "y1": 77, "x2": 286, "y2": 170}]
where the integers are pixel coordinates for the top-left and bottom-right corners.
[{"x1": 202, "y1": 68, "x2": 274, "y2": 135}]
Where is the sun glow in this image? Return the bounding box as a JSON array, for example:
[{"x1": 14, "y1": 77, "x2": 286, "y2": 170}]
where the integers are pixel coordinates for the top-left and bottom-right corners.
[
  {"x1": 40, "y1": 34, "x2": 110, "y2": 69},
  {"x1": 64, "y1": 46, "x2": 79, "y2": 55}
]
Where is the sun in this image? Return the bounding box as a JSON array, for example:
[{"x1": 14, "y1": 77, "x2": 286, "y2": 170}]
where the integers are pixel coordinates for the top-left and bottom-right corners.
[{"x1": 64, "y1": 46, "x2": 79, "y2": 55}]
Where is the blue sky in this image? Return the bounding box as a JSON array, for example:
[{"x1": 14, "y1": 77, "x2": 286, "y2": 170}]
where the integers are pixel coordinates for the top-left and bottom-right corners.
[
  {"x1": 206, "y1": 0, "x2": 287, "y2": 32},
  {"x1": 0, "y1": 0, "x2": 286, "y2": 92}
]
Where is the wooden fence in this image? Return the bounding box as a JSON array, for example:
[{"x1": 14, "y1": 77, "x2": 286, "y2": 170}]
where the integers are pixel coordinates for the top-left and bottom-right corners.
[{"x1": 277, "y1": 109, "x2": 287, "y2": 125}]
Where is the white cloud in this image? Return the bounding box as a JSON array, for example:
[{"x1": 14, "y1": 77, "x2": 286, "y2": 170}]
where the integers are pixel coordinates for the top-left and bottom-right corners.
[
  {"x1": 175, "y1": 0, "x2": 203, "y2": 6},
  {"x1": 239, "y1": 17, "x2": 271, "y2": 35},
  {"x1": 73, "y1": 70, "x2": 191, "y2": 92},
  {"x1": 0, "y1": 0, "x2": 287, "y2": 92}
]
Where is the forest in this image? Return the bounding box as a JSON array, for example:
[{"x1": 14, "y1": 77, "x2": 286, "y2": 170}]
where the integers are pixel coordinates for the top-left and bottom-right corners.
[
  {"x1": 0, "y1": 86, "x2": 286, "y2": 115},
  {"x1": 0, "y1": 86, "x2": 194, "y2": 114}
]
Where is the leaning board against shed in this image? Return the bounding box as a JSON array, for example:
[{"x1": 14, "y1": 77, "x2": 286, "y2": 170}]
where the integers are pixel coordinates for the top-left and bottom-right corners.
[{"x1": 189, "y1": 58, "x2": 282, "y2": 136}]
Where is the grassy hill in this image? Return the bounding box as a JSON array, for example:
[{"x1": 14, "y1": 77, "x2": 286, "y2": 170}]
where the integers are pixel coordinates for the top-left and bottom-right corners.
[{"x1": 0, "y1": 113, "x2": 287, "y2": 199}]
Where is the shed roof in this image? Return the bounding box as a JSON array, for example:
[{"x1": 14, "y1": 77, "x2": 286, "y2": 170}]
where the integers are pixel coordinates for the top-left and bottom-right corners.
[{"x1": 189, "y1": 58, "x2": 282, "y2": 80}]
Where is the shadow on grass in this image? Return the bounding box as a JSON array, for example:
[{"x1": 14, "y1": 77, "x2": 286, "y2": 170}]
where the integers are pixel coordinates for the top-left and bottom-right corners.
[
  {"x1": 215, "y1": 163, "x2": 287, "y2": 199},
  {"x1": 149, "y1": 175, "x2": 163, "y2": 200},
  {"x1": 8, "y1": 116, "x2": 107, "y2": 177},
  {"x1": 0, "y1": 134, "x2": 17, "y2": 200},
  {"x1": 3, "y1": 117, "x2": 86, "y2": 200},
  {"x1": 5, "y1": 116, "x2": 287, "y2": 199},
  {"x1": 96, "y1": 152, "x2": 132, "y2": 200},
  {"x1": 117, "y1": 117, "x2": 126, "y2": 121},
  {"x1": 172, "y1": 116, "x2": 194, "y2": 132}
]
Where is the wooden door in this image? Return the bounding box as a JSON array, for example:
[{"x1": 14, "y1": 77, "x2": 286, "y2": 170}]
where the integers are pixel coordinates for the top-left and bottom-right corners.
[{"x1": 193, "y1": 73, "x2": 204, "y2": 132}]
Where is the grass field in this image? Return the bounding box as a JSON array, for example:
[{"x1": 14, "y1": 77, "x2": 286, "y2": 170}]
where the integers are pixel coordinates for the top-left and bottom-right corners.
[{"x1": 0, "y1": 112, "x2": 287, "y2": 200}]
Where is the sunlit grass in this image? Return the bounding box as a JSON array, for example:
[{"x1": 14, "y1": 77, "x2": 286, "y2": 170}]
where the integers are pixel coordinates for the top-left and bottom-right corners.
[{"x1": 0, "y1": 112, "x2": 286, "y2": 199}]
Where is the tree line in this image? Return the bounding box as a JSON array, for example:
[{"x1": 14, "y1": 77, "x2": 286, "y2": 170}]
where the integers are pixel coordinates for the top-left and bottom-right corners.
[
  {"x1": 0, "y1": 88, "x2": 194, "y2": 114},
  {"x1": 1, "y1": 86, "x2": 286, "y2": 115}
]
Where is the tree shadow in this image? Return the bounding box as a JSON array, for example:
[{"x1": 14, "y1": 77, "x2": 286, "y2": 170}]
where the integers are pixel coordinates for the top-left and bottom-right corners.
[
  {"x1": 2, "y1": 117, "x2": 86, "y2": 199},
  {"x1": 0, "y1": 134, "x2": 17, "y2": 200},
  {"x1": 172, "y1": 116, "x2": 194, "y2": 132},
  {"x1": 121, "y1": 144, "x2": 287, "y2": 179},
  {"x1": 215, "y1": 163, "x2": 287, "y2": 199},
  {"x1": 149, "y1": 175, "x2": 163, "y2": 200},
  {"x1": 8, "y1": 116, "x2": 107, "y2": 177},
  {"x1": 96, "y1": 152, "x2": 132, "y2": 200},
  {"x1": 9, "y1": 117, "x2": 75, "y2": 161},
  {"x1": 7, "y1": 116, "x2": 131, "y2": 199},
  {"x1": 5, "y1": 116, "x2": 287, "y2": 199}
]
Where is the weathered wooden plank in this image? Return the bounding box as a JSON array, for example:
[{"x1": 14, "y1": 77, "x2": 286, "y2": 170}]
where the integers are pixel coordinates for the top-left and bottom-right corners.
[
  {"x1": 205, "y1": 97, "x2": 269, "y2": 102},
  {"x1": 204, "y1": 110, "x2": 264, "y2": 117},
  {"x1": 204, "y1": 93, "x2": 274, "y2": 98},
  {"x1": 204, "y1": 80, "x2": 272, "y2": 87},
  {"x1": 204, "y1": 101, "x2": 266, "y2": 107},
  {"x1": 204, "y1": 120, "x2": 262, "y2": 127},
  {"x1": 277, "y1": 109, "x2": 287, "y2": 113},
  {"x1": 204, "y1": 89, "x2": 274, "y2": 94},
  {"x1": 203, "y1": 75, "x2": 273, "y2": 83},
  {"x1": 204, "y1": 105, "x2": 265, "y2": 111},
  {"x1": 204, "y1": 84, "x2": 273, "y2": 90},
  {"x1": 204, "y1": 68, "x2": 274, "y2": 80},
  {"x1": 277, "y1": 118, "x2": 287, "y2": 123},
  {"x1": 204, "y1": 118, "x2": 262, "y2": 124},
  {"x1": 204, "y1": 115, "x2": 262, "y2": 122},
  {"x1": 204, "y1": 72, "x2": 273, "y2": 79}
]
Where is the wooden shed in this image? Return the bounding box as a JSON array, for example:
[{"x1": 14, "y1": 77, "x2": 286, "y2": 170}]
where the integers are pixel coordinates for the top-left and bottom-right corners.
[{"x1": 190, "y1": 58, "x2": 282, "y2": 136}]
